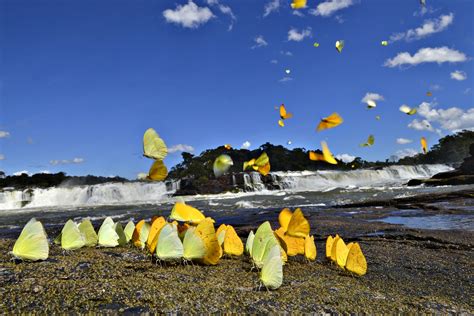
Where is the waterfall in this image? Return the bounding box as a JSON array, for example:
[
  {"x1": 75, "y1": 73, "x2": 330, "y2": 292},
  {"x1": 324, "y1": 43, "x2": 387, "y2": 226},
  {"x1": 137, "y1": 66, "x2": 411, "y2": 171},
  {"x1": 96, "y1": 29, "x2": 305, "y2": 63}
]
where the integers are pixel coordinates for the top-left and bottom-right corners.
[{"x1": 0, "y1": 181, "x2": 173, "y2": 210}]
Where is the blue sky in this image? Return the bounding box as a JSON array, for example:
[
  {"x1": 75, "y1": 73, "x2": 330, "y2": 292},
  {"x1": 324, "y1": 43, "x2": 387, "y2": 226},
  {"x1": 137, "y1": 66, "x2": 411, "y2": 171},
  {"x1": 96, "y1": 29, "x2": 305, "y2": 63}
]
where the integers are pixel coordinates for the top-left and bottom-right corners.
[{"x1": 1, "y1": 0, "x2": 473, "y2": 179}]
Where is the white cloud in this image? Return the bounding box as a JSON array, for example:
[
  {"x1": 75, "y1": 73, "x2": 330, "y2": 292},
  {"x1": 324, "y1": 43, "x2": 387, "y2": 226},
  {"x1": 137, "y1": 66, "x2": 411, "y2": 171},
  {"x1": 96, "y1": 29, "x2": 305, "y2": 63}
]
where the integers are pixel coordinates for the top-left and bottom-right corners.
[
  {"x1": 293, "y1": 10, "x2": 305, "y2": 17},
  {"x1": 417, "y1": 102, "x2": 474, "y2": 132},
  {"x1": 361, "y1": 92, "x2": 384, "y2": 104},
  {"x1": 241, "y1": 141, "x2": 251, "y2": 149},
  {"x1": 37, "y1": 170, "x2": 51, "y2": 174},
  {"x1": 270, "y1": 59, "x2": 278, "y2": 64},
  {"x1": 168, "y1": 144, "x2": 195, "y2": 153},
  {"x1": 263, "y1": 0, "x2": 280, "y2": 17},
  {"x1": 464, "y1": 88, "x2": 472, "y2": 95},
  {"x1": 0, "y1": 131, "x2": 10, "y2": 138},
  {"x1": 334, "y1": 15, "x2": 344, "y2": 24},
  {"x1": 390, "y1": 13, "x2": 454, "y2": 42},
  {"x1": 395, "y1": 148, "x2": 419, "y2": 159},
  {"x1": 335, "y1": 153, "x2": 355, "y2": 163},
  {"x1": 309, "y1": 0, "x2": 354, "y2": 17},
  {"x1": 280, "y1": 50, "x2": 293, "y2": 56},
  {"x1": 279, "y1": 77, "x2": 293, "y2": 83},
  {"x1": 408, "y1": 118, "x2": 435, "y2": 132},
  {"x1": 163, "y1": 1, "x2": 214, "y2": 29},
  {"x1": 288, "y1": 27, "x2": 312, "y2": 42},
  {"x1": 396, "y1": 138, "x2": 413, "y2": 145},
  {"x1": 450, "y1": 70, "x2": 467, "y2": 81},
  {"x1": 0, "y1": 154, "x2": 4, "y2": 160},
  {"x1": 384, "y1": 47, "x2": 467, "y2": 68},
  {"x1": 206, "y1": 0, "x2": 235, "y2": 31},
  {"x1": 430, "y1": 84, "x2": 442, "y2": 91},
  {"x1": 252, "y1": 35, "x2": 268, "y2": 49},
  {"x1": 13, "y1": 170, "x2": 30, "y2": 176},
  {"x1": 50, "y1": 157, "x2": 85, "y2": 166}
]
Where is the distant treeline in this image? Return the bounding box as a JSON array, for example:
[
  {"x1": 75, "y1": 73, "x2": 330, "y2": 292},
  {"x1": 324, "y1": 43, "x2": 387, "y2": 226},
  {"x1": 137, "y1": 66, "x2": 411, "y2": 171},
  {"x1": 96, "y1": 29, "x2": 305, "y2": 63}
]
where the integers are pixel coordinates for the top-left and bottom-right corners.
[
  {"x1": 397, "y1": 130, "x2": 474, "y2": 166},
  {"x1": 0, "y1": 172, "x2": 128, "y2": 190},
  {"x1": 1, "y1": 130, "x2": 473, "y2": 189}
]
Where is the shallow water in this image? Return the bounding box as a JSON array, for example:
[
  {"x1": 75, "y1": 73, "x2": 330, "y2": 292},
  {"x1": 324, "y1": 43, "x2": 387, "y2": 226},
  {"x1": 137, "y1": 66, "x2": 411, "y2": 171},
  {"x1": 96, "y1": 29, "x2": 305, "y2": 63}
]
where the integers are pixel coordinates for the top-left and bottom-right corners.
[{"x1": 372, "y1": 214, "x2": 474, "y2": 231}]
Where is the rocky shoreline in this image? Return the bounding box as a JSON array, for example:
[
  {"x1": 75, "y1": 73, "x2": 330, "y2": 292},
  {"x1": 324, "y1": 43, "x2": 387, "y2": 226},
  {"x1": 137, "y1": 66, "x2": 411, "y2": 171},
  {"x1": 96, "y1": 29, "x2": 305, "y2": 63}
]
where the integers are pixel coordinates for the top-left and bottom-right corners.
[{"x1": 1, "y1": 194, "x2": 473, "y2": 313}]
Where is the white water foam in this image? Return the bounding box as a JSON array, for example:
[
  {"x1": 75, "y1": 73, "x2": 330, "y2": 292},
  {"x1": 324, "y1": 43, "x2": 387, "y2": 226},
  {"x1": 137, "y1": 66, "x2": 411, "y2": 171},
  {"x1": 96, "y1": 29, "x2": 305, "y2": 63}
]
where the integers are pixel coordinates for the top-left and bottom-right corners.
[{"x1": 0, "y1": 164, "x2": 452, "y2": 211}]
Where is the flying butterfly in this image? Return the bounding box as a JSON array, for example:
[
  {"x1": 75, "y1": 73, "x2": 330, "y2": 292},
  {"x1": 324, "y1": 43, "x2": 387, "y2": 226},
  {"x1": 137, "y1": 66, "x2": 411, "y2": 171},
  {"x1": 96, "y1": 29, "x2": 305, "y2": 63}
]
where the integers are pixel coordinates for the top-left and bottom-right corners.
[
  {"x1": 421, "y1": 137, "x2": 428, "y2": 154},
  {"x1": 290, "y1": 0, "x2": 306, "y2": 9},
  {"x1": 213, "y1": 154, "x2": 233, "y2": 178},
  {"x1": 143, "y1": 128, "x2": 168, "y2": 160},
  {"x1": 399, "y1": 105, "x2": 417, "y2": 115},
  {"x1": 316, "y1": 113, "x2": 343, "y2": 131},
  {"x1": 335, "y1": 40, "x2": 344, "y2": 53},
  {"x1": 360, "y1": 135, "x2": 375, "y2": 147}
]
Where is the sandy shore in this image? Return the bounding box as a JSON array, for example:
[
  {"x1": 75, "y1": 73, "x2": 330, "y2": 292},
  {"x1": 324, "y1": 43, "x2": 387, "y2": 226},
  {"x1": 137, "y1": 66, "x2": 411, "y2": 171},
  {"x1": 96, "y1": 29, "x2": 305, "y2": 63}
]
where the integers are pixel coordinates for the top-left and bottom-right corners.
[{"x1": 1, "y1": 201, "x2": 473, "y2": 314}]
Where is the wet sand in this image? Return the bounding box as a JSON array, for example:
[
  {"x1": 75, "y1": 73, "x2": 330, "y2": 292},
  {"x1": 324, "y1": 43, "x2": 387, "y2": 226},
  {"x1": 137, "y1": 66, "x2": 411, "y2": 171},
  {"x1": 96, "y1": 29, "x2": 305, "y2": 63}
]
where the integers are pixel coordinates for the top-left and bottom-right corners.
[{"x1": 1, "y1": 201, "x2": 473, "y2": 314}]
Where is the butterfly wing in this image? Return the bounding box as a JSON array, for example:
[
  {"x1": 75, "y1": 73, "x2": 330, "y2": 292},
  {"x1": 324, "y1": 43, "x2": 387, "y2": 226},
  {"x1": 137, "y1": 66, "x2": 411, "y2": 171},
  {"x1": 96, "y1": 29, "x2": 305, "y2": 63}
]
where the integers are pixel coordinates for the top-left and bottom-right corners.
[
  {"x1": 143, "y1": 128, "x2": 168, "y2": 160},
  {"x1": 286, "y1": 208, "x2": 310, "y2": 238},
  {"x1": 148, "y1": 160, "x2": 168, "y2": 181},
  {"x1": 245, "y1": 231, "x2": 255, "y2": 255},
  {"x1": 156, "y1": 224, "x2": 184, "y2": 261},
  {"x1": 12, "y1": 218, "x2": 49, "y2": 261},
  {"x1": 421, "y1": 137, "x2": 428, "y2": 154},
  {"x1": 321, "y1": 141, "x2": 338, "y2": 164},
  {"x1": 345, "y1": 242, "x2": 367, "y2": 276},
  {"x1": 124, "y1": 220, "x2": 135, "y2": 242},
  {"x1": 61, "y1": 219, "x2": 85, "y2": 250},
  {"x1": 78, "y1": 219, "x2": 98, "y2": 247},
  {"x1": 304, "y1": 235, "x2": 317, "y2": 261},
  {"x1": 278, "y1": 208, "x2": 293, "y2": 232},
  {"x1": 260, "y1": 245, "x2": 283, "y2": 290},
  {"x1": 223, "y1": 225, "x2": 244, "y2": 256}
]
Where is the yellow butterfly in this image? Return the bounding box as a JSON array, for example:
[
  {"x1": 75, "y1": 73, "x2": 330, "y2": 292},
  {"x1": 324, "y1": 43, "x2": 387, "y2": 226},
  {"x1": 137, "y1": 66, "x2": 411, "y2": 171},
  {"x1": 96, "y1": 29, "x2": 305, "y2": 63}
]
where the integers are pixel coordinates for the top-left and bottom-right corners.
[
  {"x1": 169, "y1": 201, "x2": 206, "y2": 225},
  {"x1": 360, "y1": 135, "x2": 375, "y2": 147},
  {"x1": 243, "y1": 152, "x2": 271, "y2": 176},
  {"x1": 213, "y1": 154, "x2": 233, "y2": 178},
  {"x1": 290, "y1": 0, "x2": 306, "y2": 9},
  {"x1": 274, "y1": 227, "x2": 305, "y2": 256},
  {"x1": 326, "y1": 235, "x2": 336, "y2": 259},
  {"x1": 426, "y1": 91, "x2": 432, "y2": 97},
  {"x1": 146, "y1": 216, "x2": 167, "y2": 254},
  {"x1": 421, "y1": 137, "x2": 428, "y2": 154},
  {"x1": 304, "y1": 235, "x2": 317, "y2": 261},
  {"x1": 381, "y1": 41, "x2": 388, "y2": 46},
  {"x1": 399, "y1": 105, "x2": 417, "y2": 115},
  {"x1": 278, "y1": 208, "x2": 293, "y2": 232},
  {"x1": 216, "y1": 224, "x2": 244, "y2": 256},
  {"x1": 224, "y1": 144, "x2": 232, "y2": 150},
  {"x1": 143, "y1": 128, "x2": 168, "y2": 160},
  {"x1": 345, "y1": 242, "x2": 367, "y2": 276},
  {"x1": 132, "y1": 219, "x2": 151, "y2": 249},
  {"x1": 11, "y1": 218, "x2": 49, "y2": 261},
  {"x1": 331, "y1": 235, "x2": 350, "y2": 268},
  {"x1": 286, "y1": 208, "x2": 310, "y2": 238},
  {"x1": 147, "y1": 159, "x2": 168, "y2": 181},
  {"x1": 314, "y1": 141, "x2": 338, "y2": 165},
  {"x1": 183, "y1": 218, "x2": 221, "y2": 265},
  {"x1": 317, "y1": 113, "x2": 343, "y2": 131},
  {"x1": 335, "y1": 40, "x2": 344, "y2": 53}
]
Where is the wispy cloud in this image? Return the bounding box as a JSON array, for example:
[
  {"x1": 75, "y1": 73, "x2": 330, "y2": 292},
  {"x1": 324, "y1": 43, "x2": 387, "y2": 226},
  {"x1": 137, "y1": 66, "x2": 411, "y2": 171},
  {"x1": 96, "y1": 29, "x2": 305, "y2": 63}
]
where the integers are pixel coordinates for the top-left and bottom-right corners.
[
  {"x1": 50, "y1": 157, "x2": 85, "y2": 166},
  {"x1": 270, "y1": 59, "x2": 278, "y2": 64},
  {"x1": 0, "y1": 154, "x2": 4, "y2": 160},
  {"x1": 450, "y1": 70, "x2": 467, "y2": 81},
  {"x1": 206, "y1": 0, "x2": 236, "y2": 31},
  {"x1": 309, "y1": 0, "x2": 354, "y2": 17},
  {"x1": 0, "y1": 131, "x2": 10, "y2": 138},
  {"x1": 163, "y1": 1, "x2": 214, "y2": 29},
  {"x1": 408, "y1": 118, "x2": 435, "y2": 132},
  {"x1": 335, "y1": 153, "x2": 355, "y2": 163},
  {"x1": 394, "y1": 148, "x2": 419, "y2": 159},
  {"x1": 280, "y1": 50, "x2": 293, "y2": 56},
  {"x1": 293, "y1": 10, "x2": 305, "y2": 17},
  {"x1": 168, "y1": 144, "x2": 195, "y2": 153},
  {"x1": 384, "y1": 47, "x2": 467, "y2": 68},
  {"x1": 279, "y1": 77, "x2": 293, "y2": 83},
  {"x1": 263, "y1": 0, "x2": 280, "y2": 17},
  {"x1": 417, "y1": 102, "x2": 474, "y2": 132},
  {"x1": 390, "y1": 13, "x2": 454, "y2": 42},
  {"x1": 241, "y1": 141, "x2": 251, "y2": 149},
  {"x1": 13, "y1": 170, "x2": 30, "y2": 176},
  {"x1": 251, "y1": 35, "x2": 268, "y2": 49},
  {"x1": 361, "y1": 92, "x2": 384, "y2": 104},
  {"x1": 396, "y1": 138, "x2": 413, "y2": 145},
  {"x1": 288, "y1": 27, "x2": 312, "y2": 42}
]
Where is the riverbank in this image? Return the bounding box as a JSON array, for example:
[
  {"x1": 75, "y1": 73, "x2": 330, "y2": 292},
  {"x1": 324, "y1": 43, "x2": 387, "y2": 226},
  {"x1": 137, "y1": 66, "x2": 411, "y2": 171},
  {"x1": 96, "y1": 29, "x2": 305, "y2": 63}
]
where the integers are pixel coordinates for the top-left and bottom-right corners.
[{"x1": 1, "y1": 196, "x2": 473, "y2": 313}]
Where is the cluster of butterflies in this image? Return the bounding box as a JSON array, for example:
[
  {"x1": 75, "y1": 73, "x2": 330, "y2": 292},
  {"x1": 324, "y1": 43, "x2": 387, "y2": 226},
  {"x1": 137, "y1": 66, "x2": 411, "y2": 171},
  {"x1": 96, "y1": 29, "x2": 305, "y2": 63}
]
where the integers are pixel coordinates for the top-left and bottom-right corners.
[{"x1": 10, "y1": 203, "x2": 366, "y2": 290}]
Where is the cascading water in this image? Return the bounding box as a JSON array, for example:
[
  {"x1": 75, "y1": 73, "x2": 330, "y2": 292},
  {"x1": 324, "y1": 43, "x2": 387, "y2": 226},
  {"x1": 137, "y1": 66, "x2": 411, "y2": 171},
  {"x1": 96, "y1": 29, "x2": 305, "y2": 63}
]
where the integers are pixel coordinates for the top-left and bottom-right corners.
[
  {"x1": 0, "y1": 164, "x2": 453, "y2": 211},
  {"x1": 0, "y1": 181, "x2": 174, "y2": 210},
  {"x1": 274, "y1": 164, "x2": 452, "y2": 192}
]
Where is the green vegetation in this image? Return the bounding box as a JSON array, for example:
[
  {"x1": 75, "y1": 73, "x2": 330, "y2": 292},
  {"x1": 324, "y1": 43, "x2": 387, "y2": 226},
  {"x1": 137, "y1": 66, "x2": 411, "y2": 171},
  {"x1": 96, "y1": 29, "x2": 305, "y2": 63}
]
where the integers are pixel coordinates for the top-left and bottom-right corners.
[
  {"x1": 0, "y1": 172, "x2": 128, "y2": 190},
  {"x1": 397, "y1": 130, "x2": 474, "y2": 166}
]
